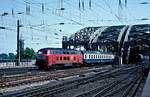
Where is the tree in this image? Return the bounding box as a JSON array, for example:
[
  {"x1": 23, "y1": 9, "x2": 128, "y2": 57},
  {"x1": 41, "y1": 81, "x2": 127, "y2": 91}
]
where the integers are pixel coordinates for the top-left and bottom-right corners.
[
  {"x1": 21, "y1": 47, "x2": 36, "y2": 59},
  {"x1": 0, "y1": 53, "x2": 9, "y2": 59},
  {"x1": 8, "y1": 53, "x2": 16, "y2": 59}
]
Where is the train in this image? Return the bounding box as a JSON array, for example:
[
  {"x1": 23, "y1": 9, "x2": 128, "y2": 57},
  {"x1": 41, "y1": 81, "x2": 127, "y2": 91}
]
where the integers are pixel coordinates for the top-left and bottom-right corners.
[{"x1": 35, "y1": 48, "x2": 115, "y2": 70}]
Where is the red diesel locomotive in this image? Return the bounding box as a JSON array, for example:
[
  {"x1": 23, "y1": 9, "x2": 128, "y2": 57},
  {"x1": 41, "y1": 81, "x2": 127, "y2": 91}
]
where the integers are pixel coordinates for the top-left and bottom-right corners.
[{"x1": 35, "y1": 48, "x2": 83, "y2": 69}]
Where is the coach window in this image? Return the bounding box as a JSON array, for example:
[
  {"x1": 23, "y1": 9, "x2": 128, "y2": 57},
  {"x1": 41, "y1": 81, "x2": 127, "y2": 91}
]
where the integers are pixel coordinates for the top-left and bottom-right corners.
[
  {"x1": 67, "y1": 52, "x2": 69, "y2": 54},
  {"x1": 89, "y1": 55, "x2": 90, "y2": 59},
  {"x1": 85, "y1": 55, "x2": 87, "y2": 59}
]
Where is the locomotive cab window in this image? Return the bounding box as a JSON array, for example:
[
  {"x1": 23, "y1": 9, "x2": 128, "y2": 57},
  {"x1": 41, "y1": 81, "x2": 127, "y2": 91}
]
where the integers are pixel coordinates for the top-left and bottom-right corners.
[{"x1": 38, "y1": 50, "x2": 47, "y2": 54}]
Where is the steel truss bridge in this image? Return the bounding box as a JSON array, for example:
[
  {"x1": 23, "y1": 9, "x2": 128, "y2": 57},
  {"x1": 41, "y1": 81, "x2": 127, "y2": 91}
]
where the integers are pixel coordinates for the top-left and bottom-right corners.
[{"x1": 62, "y1": 24, "x2": 150, "y2": 64}]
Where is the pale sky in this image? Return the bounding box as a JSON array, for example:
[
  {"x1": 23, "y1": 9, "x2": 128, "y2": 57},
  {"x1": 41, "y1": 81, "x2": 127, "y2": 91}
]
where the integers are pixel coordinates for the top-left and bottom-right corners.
[{"x1": 0, "y1": 0, "x2": 150, "y2": 53}]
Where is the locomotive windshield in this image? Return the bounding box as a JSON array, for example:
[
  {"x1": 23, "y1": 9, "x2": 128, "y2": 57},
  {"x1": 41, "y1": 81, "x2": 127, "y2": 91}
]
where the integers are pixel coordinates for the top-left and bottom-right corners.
[
  {"x1": 38, "y1": 50, "x2": 48, "y2": 54},
  {"x1": 38, "y1": 49, "x2": 52, "y2": 54}
]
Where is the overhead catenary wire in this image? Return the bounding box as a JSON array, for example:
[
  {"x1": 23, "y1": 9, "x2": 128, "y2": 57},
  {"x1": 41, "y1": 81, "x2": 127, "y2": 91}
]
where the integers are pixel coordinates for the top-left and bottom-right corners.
[
  {"x1": 2, "y1": 0, "x2": 148, "y2": 49},
  {"x1": 103, "y1": 0, "x2": 122, "y2": 23},
  {"x1": 22, "y1": 0, "x2": 84, "y2": 26}
]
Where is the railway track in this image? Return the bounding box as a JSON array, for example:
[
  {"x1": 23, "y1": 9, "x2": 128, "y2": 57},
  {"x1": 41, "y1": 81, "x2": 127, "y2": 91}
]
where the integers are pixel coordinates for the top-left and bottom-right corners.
[
  {"x1": 74, "y1": 72, "x2": 135, "y2": 97},
  {"x1": 0, "y1": 67, "x2": 38, "y2": 76},
  {"x1": 0, "y1": 65, "x2": 143, "y2": 97},
  {"x1": 0, "y1": 65, "x2": 111, "y2": 89},
  {"x1": 93, "y1": 74, "x2": 143, "y2": 97}
]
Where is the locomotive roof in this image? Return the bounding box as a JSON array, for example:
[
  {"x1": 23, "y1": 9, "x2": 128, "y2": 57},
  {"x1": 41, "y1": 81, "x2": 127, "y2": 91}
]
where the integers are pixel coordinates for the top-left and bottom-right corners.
[
  {"x1": 39, "y1": 48, "x2": 62, "y2": 50},
  {"x1": 38, "y1": 48, "x2": 113, "y2": 55},
  {"x1": 38, "y1": 48, "x2": 79, "y2": 51}
]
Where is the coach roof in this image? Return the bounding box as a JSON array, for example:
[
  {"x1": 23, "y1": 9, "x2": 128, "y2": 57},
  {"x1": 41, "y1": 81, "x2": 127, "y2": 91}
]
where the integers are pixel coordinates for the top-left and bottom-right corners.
[{"x1": 82, "y1": 50, "x2": 113, "y2": 54}]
